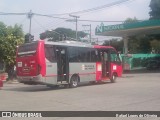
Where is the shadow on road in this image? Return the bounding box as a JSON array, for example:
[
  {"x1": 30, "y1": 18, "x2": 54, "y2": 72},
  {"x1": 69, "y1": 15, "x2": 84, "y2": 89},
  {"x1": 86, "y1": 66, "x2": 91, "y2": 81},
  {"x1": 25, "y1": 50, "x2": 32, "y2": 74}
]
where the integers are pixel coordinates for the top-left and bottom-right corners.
[
  {"x1": 4, "y1": 85, "x2": 61, "y2": 92},
  {"x1": 4, "y1": 81, "x2": 112, "y2": 92}
]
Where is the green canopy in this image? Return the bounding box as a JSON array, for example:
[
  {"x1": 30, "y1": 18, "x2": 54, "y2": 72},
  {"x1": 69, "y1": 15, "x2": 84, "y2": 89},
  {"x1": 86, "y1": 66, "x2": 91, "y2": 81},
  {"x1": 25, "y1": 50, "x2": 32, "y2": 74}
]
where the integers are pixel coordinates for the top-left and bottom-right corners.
[{"x1": 95, "y1": 20, "x2": 160, "y2": 37}]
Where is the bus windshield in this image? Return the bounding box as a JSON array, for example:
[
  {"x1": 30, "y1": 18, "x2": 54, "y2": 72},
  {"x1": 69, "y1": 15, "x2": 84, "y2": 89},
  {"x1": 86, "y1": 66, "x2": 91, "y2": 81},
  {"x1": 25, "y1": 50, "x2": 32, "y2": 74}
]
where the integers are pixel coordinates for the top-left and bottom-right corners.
[{"x1": 17, "y1": 42, "x2": 38, "y2": 57}]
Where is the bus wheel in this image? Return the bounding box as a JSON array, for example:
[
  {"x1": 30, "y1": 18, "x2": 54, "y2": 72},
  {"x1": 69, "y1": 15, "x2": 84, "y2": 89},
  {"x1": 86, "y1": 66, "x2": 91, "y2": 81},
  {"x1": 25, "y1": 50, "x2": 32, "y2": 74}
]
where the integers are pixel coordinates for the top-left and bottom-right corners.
[
  {"x1": 70, "y1": 75, "x2": 79, "y2": 88},
  {"x1": 110, "y1": 73, "x2": 117, "y2": 83}
]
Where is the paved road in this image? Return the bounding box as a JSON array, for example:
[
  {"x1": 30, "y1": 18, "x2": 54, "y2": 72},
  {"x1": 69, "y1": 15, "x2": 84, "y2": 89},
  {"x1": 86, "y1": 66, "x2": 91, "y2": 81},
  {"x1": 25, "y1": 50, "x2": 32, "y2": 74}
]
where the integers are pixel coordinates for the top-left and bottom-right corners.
[{"x1": 0, "y1": 71, "x2": 160, "y2": 120}]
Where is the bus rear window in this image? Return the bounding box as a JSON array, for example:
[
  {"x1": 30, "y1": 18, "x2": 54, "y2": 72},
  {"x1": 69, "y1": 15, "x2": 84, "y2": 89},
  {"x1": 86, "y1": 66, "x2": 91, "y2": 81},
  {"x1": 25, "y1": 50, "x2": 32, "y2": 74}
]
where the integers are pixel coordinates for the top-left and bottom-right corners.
[{"x1": 18, "y1": 42, "x2": 38, "y2": 57}]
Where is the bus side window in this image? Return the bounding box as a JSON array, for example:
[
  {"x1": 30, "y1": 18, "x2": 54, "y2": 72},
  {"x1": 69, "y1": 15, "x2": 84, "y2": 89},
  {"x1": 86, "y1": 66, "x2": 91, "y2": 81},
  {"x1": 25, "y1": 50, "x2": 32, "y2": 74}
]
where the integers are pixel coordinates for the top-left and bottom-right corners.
[
  {"x1": 68, "y1": 47, "x2": 79, "y2": 62},
  {"x1": 91, "y1": 49, "x2": 98, "y2": 62},
  {"x1": 45, "y1": 45, "x2": 56, "y2": 62},
  {"x1": 85, "y1": 48, "x2": 91, "y2": 62},
  {"x1": 78, "y1": 48, "x2": 90, "y2": 62}
]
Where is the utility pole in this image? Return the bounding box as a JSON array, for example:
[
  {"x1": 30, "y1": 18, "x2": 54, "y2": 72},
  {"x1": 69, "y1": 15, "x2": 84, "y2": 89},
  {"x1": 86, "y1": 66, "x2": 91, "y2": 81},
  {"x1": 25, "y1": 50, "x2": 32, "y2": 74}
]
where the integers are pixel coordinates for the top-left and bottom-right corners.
[
  {"x1": 69, "y1": 14, "x2": 80, "y2": 40},
  {"x1": 27, "y1": 10, "x2": 33, "y2": 41},
  {"x1": 96, "y1": 38, "x2": 98, "y2": 44},
  {"x1": 82, "y1": 24, "x2": 92, "y2": 43}
]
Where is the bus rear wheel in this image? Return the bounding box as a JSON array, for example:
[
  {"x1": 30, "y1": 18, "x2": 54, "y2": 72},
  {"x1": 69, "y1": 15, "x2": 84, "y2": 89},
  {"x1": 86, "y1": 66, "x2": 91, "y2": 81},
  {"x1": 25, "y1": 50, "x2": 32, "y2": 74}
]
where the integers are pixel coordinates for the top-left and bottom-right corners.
[
  {"x1": 69, "y1": 75, "x2": 79, "y2": 88},
  {"x1": 110, "y1": 73, "x2": 117, "y2": 83}
]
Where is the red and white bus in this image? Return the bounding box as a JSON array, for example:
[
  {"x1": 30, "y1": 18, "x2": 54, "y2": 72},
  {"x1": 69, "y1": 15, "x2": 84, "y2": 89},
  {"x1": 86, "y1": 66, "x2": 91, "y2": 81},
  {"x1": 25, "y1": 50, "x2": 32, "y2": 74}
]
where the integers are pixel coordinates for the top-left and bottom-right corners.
[{"x1": 16, "y1": 40, "x2": 122, "y2": 88}]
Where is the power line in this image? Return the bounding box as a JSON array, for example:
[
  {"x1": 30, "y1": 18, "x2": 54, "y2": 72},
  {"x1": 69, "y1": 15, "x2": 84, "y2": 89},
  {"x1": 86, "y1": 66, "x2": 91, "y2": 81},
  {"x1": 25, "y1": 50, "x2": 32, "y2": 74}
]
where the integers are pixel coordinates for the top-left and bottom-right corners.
[
  {"x1": 0, "y1": 12, "x2": 27, "y2": 15},
  {"x1": 32, "y1": 17, "x2": 47, "y2": 31},
  {"x1": 0, "y1": 0, "x2": 133, "y2": 17},
  {"x1": 0, "y1": 0, "x2": 144, "y2": 37},
  {"x1": 0, "y1": 0, "x2": 138, "y2": 23},
  {"x1": 79, "y1": 20, "x2": 125, "y2": 22},
  {"x1": 69, "y1": 0, "x2": 134, "y2": 15},
  {"x1": 33, "y1": 13, "x2": 69, "y2": 20},
  {"x1": 48, "y1": 0, "x2": 134, "y2": 16},
  {"x1": 33, "y1": 13, "x2": 143, "y2": 23},
  {"x1": 0, "y1": 12, "x2": 142, "y2": 23}
]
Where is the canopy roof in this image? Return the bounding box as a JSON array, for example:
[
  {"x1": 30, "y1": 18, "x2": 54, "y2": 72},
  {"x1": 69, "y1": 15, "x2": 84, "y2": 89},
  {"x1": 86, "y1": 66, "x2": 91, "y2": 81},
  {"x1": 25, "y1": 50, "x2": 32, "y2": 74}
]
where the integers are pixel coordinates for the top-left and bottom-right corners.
[{"x1": 95, "y1": 20, "x2": 160, "y2": 37}]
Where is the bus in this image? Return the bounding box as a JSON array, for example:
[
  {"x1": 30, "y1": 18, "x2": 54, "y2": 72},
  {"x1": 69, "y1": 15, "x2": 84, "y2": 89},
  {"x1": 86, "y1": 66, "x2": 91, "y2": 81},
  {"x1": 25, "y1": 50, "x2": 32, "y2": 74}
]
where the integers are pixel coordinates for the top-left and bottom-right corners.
[{"x1": 16, "y1": 40, "x2": 122, "y2": 88}]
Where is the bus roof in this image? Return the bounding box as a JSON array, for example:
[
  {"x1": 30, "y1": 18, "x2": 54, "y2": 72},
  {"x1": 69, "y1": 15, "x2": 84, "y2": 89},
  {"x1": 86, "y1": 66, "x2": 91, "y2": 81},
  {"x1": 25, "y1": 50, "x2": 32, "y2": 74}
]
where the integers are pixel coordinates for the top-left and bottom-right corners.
[
  {"x1": 93, "y1": 45, "x2": 114, "y2": 49},
  {"x1": 29, "y1": 40, "x2": 115, "y2": 50},
  {"x1": 44, "y1": 40, "x2": 93, "y2": 48}
]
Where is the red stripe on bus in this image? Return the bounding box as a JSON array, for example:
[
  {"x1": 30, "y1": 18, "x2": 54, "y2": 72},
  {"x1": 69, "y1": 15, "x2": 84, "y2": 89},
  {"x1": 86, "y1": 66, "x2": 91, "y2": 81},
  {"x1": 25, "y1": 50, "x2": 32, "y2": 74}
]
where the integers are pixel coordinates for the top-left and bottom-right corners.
[
  {"x1": 45, "y1": 74, "x2": 58, "y2": 77},
  {"x1": 45, "y1": 72, "x2": 96, "y2": 78}
]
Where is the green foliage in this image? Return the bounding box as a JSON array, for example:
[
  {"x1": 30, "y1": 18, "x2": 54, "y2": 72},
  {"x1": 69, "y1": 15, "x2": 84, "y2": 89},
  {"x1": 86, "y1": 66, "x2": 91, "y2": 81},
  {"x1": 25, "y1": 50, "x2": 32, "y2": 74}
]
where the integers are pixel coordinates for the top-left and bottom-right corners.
[
  {"x1": 150, "y1": 39, "x2": 160, "y2": 53},
  {"x1": 123, "y1": 17, "x2": 138, "y2": 24},
  {"x1": 123, "y1": 18, "x2": 152, "y2": 54},
  {"x1": 139, "y1": 37, "x2": 151, "y2": 53},
  {"x1": 132, "y1": 58, "x2": 142, "y2": 67},
  {"x1": 40, "y1": 27, "x2": 87, "y2": 41},
  {"x1": 128, "y1": 36, "x2": 151, "y2": 54},
  {"x1": 148, "y1": 0, "x2": 160, "y2": 41},
  {"x1": 0, "y1": 22, "x2": 24, "y2": 69},
  {"x1": 127, "y1": 36, "x2": 139, "y2": 53},
  {"x1": 149, "y1": 0, "x2": 160, "y2": 19},
  {"x1": 103, "y1": 38, "x2": 123, "y2": 52}
]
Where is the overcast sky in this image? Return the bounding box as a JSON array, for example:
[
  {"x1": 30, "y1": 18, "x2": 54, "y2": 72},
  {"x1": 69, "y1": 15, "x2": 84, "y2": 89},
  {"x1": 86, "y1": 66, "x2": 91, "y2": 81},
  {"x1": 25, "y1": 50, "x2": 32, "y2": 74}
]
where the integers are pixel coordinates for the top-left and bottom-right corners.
[{"x1": 0, "y1": 0, "x2": 151, "y2": 40}]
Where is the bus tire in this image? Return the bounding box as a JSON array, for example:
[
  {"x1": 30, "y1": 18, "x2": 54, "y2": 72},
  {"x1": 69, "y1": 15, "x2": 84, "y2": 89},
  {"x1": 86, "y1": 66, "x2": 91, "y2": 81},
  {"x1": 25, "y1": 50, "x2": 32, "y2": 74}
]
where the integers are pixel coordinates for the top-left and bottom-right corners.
[
  {"x1": 69, "y1": 75, "x2": 79, "y2": 88},
  {"x1": 110, "y1": 73, "x2": 117, "y2": 83}
]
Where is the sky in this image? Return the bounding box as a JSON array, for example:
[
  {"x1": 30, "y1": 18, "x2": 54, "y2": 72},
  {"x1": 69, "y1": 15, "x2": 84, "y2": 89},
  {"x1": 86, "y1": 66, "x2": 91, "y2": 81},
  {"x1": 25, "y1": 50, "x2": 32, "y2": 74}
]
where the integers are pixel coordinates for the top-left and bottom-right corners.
[{"x1": 0, "y1": 0, "x2": 151, "y2": 41}]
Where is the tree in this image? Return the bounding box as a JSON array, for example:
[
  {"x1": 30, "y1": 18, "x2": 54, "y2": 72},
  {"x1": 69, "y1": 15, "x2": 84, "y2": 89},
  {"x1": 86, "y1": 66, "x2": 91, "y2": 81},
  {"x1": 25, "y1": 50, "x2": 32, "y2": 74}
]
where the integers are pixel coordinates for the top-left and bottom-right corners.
[
  {"x1": 138, "y1": 37, "x2": 151, "y2": 53},
  {"x1": 0, "y1": 22, "x2": 24, "y2": 80},
  {"x1": 103, "y1": 39, "x2": 123, "y2": 52},
  {"x1": 40, "y1": 27, "x2": 87, "y2": 41},
  {"x1": 123, "y1": 17, "x2": 138, "y2": 24},
  {"x1": 127, "y1": 36, "x2": 151, "y2": 54},
  {"x1": 149, "y1": 0, "x2": 160, "y2": 19},
  {"x1": 0, "y1": 22, "x2": 7, "y2": 62},
  {"x1": 127, "y1": 36, "x2": 139, "y2": 53},
  {"x1": 123, "y1": 18, "x2": 152, "y2": 54},
  {"x1": 148, "y1": 0, "x2": 160, "y2": 39},
  {"x1": 150, "y1": 39, "x2": 160, "y2": 53}
]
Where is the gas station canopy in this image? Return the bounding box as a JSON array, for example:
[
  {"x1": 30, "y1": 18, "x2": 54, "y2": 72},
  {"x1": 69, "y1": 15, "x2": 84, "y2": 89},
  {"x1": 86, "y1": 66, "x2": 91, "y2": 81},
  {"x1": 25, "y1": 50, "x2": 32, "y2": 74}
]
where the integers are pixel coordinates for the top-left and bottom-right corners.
[{"x1": 95, "y1": 20, "x2": 160, "y2": 37}]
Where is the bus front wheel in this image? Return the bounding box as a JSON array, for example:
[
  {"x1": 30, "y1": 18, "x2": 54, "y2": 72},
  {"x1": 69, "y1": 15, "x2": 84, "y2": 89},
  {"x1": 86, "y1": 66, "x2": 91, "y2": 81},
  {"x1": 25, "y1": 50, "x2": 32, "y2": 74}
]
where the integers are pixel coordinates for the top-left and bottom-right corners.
[
  {"x1": 69, "y1": 75, "x2": 79, "y2": 88},
  {"x1": 110, "y1": 73, "x2": 117, "y2": 83}
]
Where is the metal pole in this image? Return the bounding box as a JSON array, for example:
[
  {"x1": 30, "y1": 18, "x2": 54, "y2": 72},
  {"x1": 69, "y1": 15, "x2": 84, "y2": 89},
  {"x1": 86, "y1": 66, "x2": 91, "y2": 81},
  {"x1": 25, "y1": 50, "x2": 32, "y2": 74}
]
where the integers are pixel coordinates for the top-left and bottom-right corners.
[
  {"x1": 123, "y1": 37, "x2": 128, "y2": 54},
  {"x1": 28, "y1": 10, "x2": 33, "y2": 35},
  {"x1": 76, "y1": 18, "x2": 78, "y2": 40},
  {"x1": 29, "y1": 15, "x2": 32, "y2": 35},
  {"x1": 82, "y1": 24, "x2": 92, "y2": 43},
  {"x1": 69, "y1": 15, "x2": 79, "y2": 40},
  {"x1": 89, "y1": 24, "x2": 91, "y2": 43},
  {"x1": 27, "y1": 10, "x2": 33, "y2": 42}
]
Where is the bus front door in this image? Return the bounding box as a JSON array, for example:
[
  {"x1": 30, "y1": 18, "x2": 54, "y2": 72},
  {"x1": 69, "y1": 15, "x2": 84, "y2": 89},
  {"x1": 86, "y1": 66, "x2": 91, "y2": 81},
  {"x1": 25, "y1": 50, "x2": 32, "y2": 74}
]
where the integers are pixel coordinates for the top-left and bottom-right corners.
[
  {"x1": 101, "y1": 51, "x2": 110, "y2": 78},
  {"x1": 56, "y1": 47, "x2": 69, "y2": 83}
]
